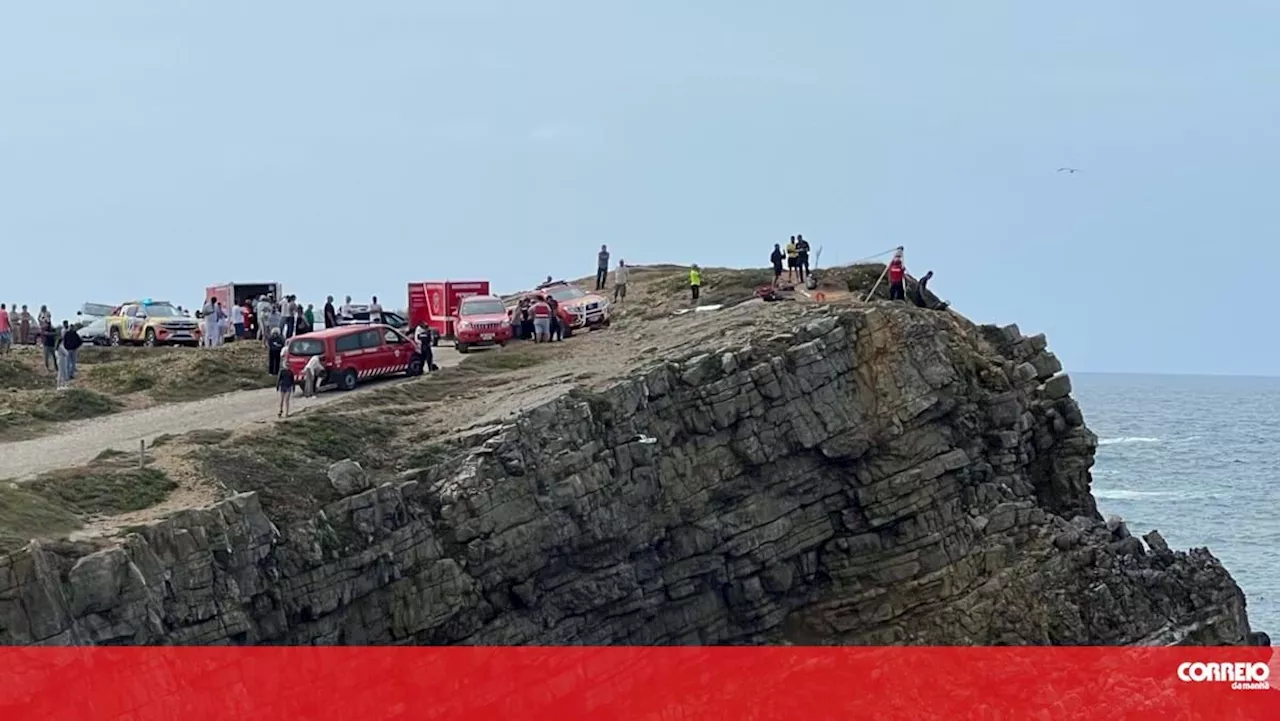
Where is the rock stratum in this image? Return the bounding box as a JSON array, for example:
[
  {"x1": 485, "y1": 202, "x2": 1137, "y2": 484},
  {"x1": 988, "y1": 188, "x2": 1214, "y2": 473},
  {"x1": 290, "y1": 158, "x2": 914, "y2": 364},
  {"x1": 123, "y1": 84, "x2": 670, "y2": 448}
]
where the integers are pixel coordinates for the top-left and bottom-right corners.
[{"x1": 0, "y1": 301, "x2": 1260, "y2": 645}]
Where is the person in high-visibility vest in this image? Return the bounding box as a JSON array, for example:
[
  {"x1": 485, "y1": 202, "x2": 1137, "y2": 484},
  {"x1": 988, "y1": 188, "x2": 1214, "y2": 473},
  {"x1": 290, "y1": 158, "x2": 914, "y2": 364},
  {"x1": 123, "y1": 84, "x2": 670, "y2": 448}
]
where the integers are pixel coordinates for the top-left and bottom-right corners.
[
  {"x1": 689, "y1": 265, "x2": 702, "y2": 303},
  {"x1": 785, "y1": 237, "x2": 798, "y2": 281}
]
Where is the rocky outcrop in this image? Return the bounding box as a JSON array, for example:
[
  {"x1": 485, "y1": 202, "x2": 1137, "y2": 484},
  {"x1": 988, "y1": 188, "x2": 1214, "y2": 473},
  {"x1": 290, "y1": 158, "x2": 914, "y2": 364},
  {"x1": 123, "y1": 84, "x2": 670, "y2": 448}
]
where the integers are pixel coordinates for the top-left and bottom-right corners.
[{"x1": 0, "y1": 305, "x2": 1258, "y2": 645}]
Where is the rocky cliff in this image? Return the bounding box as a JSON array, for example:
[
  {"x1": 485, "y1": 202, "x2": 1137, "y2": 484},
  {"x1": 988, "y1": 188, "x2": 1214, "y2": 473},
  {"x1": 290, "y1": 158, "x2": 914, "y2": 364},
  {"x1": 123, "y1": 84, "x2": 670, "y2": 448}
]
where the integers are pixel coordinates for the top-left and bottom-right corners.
[{"x1": 0, "y1": 303, "x2": 1260, "y2": 645}]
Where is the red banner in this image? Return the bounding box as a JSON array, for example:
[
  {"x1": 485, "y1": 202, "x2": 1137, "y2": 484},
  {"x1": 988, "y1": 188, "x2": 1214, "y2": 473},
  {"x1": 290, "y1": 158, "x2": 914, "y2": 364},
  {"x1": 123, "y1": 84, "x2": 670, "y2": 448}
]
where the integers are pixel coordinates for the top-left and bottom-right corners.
[{"x1": 0, "y1": 647, "x2": 1276, "y2": 720}]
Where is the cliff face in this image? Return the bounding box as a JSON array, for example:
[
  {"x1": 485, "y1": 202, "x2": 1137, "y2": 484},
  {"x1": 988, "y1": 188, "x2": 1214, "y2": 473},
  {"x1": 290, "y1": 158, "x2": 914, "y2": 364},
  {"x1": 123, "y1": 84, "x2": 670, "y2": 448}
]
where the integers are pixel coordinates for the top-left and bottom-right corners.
[{"x1": 0, "y1": 304, "x2": 1256, "y2": 645}]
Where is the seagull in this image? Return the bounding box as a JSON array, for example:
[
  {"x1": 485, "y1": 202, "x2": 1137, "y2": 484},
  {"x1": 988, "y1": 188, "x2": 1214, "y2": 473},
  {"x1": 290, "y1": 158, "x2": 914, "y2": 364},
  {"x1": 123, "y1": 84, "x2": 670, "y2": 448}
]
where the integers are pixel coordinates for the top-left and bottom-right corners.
[{"x1": 1057, "y1": 167, "x2": 1082, "y2": 174}]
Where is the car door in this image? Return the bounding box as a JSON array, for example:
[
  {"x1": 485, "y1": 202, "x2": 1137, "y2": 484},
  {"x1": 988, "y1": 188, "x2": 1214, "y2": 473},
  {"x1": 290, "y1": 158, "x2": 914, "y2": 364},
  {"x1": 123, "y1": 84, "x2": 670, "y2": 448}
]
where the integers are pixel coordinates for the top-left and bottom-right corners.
[
  {"x1": 125, "y1": 305, "x2": 144, "y2": 340},
  {"x1": 357, "y1": 328, "x2": 389, "y2": 377},
  {"x1": 333, "y1": 331, "x2": 365, "y2": 378},
  {"x1": 381, "y1": 327, "x2": 413, "y2": 372}
]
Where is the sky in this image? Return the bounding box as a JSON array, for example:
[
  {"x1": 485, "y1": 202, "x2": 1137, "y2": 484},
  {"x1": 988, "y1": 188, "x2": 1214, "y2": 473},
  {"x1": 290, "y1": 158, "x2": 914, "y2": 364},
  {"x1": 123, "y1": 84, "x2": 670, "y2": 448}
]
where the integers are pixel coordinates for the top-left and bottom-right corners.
[{"x1": 2, "y1": 1, "x2": 1277, "y2": 376}]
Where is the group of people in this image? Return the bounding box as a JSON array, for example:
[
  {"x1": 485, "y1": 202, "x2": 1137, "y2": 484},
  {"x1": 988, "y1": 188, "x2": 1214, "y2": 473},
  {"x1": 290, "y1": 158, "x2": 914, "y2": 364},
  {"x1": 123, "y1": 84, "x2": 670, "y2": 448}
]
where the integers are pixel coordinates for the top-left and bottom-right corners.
[
  {"x1": 770, "y1": 235, "x2": 813, "y2": 285},
  {"x1": 0, "y1": 303, "x2": 85, "y2": 389},
  {"x1": 198, "y1": 293, "x2": 320, "y2": 348},
  {"x1": 592, "y1": 245, "x2": 633, "y2": 304}
]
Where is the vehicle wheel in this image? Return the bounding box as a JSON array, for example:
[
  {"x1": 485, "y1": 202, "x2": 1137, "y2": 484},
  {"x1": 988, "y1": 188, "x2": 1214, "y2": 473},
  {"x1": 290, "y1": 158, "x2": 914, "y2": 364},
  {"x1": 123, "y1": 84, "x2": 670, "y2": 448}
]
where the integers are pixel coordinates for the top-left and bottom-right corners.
[
  {"x1": 456, "y1": 343, "x2": 469, "y2": 354},
  {"x1": 143, "y1": 328, "x2": 157, "y2": 347},
  {"x1": 407, "y1": 358, "x2": 424, "y2": 376},
  {"x1": 338, "y1": 369, "x2": 358, "y2": 391},
  {"x1": 109, "y1": 328, "x2": 122, "y2": 346}
]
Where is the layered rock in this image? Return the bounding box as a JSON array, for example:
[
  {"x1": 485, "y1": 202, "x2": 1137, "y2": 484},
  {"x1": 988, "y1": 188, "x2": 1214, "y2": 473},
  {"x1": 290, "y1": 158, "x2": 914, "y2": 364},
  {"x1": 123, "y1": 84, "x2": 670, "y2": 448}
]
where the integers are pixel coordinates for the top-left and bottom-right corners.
[{"x1": 0, "y1": 304, "x2": 1258, "y2": 645}]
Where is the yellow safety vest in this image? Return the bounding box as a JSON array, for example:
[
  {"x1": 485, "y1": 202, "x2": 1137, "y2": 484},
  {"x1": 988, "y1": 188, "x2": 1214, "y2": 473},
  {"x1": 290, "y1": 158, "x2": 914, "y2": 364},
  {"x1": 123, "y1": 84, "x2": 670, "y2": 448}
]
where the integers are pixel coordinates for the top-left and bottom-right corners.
[
  {"x1": 786, "y1": 243, "x2": 798, "y2": 259},
  {"x1": 689, "y1": 269, "x2": 702, "y2": 286}
]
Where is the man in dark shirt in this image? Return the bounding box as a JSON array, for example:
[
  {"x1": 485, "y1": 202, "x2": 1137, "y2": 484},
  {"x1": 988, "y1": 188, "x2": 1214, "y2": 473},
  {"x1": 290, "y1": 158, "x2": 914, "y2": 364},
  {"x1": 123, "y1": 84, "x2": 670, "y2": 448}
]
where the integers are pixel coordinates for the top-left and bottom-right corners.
[
  {"x1": 40, "y1": 320, "x2": 58, "y2": 371},
  {"x1": 61, "y1": 320, "x2": 83, "y2": 379},
  {"x1": 795, "y1": 235, "x2": 811, "y2": 282},
  {"x1": 323, "y1": 296, "x2": 338, "y2": 328},
  {"x1": 596, "y1": 245, "x2": 610, "y2": 290}
]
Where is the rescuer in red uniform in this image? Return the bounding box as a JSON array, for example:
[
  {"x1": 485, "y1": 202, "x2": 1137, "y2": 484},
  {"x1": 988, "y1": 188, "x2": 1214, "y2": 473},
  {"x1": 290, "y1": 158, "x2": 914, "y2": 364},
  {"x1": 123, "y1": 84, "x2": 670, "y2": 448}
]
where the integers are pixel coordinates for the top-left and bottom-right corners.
[{"x1": 887, "y1": 248, "x2": 906, "y2": 301}]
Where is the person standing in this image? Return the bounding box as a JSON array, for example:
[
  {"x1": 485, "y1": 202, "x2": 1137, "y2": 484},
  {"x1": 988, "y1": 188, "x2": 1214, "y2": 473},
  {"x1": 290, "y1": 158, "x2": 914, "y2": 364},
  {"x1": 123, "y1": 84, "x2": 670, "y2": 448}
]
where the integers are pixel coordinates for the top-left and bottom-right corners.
[
  {"x1": 770, "y1": 244, "x2": 784, "y2": 284},
  {"x1": 304, "y1": 304, "x2": 315, "y2": 330},
  {"x1": 596, "y1": 245, "x2": 610, "y2": 291},
  {"x1": 0, "y1": 304, "x2": 11, "y2": 355},
  {"x1": 267, "y1": 328, "x2": 284, "y2": 375},
  {"x1": 689, "y1": 264, "x2": 703, "y2": 303},
  {"x1": 255, "y1": 296, "x2": 272, "y2": 343},
  {"x1": 613, "y1": 260, "x2": 629, "y2": 303},
  {"x1": 37, "y1": 305, "x2": 51, "y2": 328},
  {"x1": 201, "y1": 297, "x2": 217, "y2": 347},
  {"x1": 231, "y1": 302, "x2": 245, "y2": 339},
  {"x1": 276, "y1": 362, "x2": 296, "y2": 418},
  {"x1": 887, "y1": 248, "x2": 906, "y2": 301},
  {"x1": 369, "y1": 296, "x2": 383, "y2": 323},
  {"x1": 55, "y1": 334, "x2": 70, "y2": 390},
  {"x1": 414, "y1": 324, "x2": 438, "y2": 371},
  {"x1": 323, "y1": 296, "x2": 337, "y2": 328},
  {"x1": 548, "y1": 296, "x2": 561, "y2": 341},
  {"x1": 17, "y1": 305, "x2": 32, "y2": 346},
  {"x1": 61, "y1": 320, "x2": 82, "y2": 379},
  {"x1": 795, "y1": 234, "x2": 811, "y2": 282},
  {"x1": 785, "y1": 237, "x2": 798, "y2": 282},
  {"x1": 531, "y1": 295, "x2": 552, "y2": 343},
  {"x1": 280, "y1": 296, "x2": 295, "y2": 338},
  {"x1": 40, "y1": 318, "x2": 57, "y2": 371},
  {"x1": 340, "y1": 295, "x2": 354, "y2": 321}
]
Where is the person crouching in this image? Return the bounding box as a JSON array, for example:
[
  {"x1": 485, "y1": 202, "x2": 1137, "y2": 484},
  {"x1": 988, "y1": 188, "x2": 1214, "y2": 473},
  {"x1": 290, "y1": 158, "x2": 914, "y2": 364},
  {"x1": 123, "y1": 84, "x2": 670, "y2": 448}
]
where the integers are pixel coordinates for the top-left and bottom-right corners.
[{"x1": 302, "y1": 354, "x2": 324, "y2": 397}]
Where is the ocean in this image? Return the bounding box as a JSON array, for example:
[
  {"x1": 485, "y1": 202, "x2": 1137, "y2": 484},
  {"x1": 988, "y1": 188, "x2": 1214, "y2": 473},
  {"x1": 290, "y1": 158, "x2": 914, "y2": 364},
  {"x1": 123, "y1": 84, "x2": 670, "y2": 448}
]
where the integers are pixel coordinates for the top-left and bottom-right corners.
[{"x1": 1073, "y1": 373, "x2": 1279, "y2": 638}]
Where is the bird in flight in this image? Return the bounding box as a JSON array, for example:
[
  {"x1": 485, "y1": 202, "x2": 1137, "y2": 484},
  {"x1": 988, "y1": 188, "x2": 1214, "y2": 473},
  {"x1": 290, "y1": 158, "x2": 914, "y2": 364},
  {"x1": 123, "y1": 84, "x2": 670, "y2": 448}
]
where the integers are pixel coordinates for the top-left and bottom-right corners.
[{"x1": 1057, "y1": 167, "x2": 1082, "y2": 174}]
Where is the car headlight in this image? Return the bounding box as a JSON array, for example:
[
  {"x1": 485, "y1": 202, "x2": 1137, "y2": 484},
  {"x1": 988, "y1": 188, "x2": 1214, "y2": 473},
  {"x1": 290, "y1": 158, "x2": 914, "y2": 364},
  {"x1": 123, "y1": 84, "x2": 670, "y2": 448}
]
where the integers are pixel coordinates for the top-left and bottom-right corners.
[{"x1": 458, "y1": 321, "x2": 472, "y2": 331}]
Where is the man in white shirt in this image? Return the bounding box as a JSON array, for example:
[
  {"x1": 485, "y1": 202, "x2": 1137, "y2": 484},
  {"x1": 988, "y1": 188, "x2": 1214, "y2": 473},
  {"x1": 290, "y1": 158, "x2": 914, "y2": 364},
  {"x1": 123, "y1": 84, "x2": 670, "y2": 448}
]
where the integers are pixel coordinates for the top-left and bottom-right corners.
[
  {"x1": 201, "y1": 297, "x2": 217, "y2": 348},
  {"x1": 340, "y1": 296, "x2": 354, "y2": 320},
  {"x1": 255, "y1": 296, "x2": 272, "y2": 344},
  {"x1": 230, "y1": 303, "x2": 245, "y2": 339},
  {"x1": 369, "y1": 296, "x2": 383, "y2": 323}
]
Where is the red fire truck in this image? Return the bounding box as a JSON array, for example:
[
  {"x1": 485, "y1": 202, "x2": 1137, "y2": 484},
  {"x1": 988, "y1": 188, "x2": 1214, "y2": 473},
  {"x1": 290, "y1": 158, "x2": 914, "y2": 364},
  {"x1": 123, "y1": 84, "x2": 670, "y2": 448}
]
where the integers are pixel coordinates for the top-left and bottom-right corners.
[{"x1": 407, "y1": 280, "x2": 491, "y2": 341}]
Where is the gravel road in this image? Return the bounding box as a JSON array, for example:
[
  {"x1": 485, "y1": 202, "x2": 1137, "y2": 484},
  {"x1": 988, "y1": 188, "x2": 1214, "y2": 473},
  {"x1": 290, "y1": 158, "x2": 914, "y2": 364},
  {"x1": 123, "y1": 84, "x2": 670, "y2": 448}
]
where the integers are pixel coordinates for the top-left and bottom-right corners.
[{"x1": 0, "y1": 347, "x2": 463, "y2": 481}]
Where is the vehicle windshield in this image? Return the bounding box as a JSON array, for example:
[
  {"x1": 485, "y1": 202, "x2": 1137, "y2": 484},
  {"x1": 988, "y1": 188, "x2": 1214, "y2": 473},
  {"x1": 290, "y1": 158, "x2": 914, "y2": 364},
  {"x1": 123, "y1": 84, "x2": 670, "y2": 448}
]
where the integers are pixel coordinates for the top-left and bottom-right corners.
[
  {"x1": 545, "y1": 286, "x2": 585, "y2": 301},
  {"x1": 288, "y1": 338, "x2": 324, "y2": 356},
  {"x1": 141, "y1": 303, "x2": 181, "y2": 317},
  {"x1": 461, "y1": 299, "x2": 507, "y2": 316}
]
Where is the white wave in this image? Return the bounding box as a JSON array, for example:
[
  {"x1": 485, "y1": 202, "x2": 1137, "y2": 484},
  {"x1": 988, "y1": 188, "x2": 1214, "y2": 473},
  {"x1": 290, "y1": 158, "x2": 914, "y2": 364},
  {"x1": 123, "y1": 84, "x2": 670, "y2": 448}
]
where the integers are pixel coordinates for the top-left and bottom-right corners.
[
  {"x1": 1094, "y1": 488, "x2": 1181, "y2": 501},
  {"x1": 1097, "y1": 436, "x2": 1161, "y2": 446}
]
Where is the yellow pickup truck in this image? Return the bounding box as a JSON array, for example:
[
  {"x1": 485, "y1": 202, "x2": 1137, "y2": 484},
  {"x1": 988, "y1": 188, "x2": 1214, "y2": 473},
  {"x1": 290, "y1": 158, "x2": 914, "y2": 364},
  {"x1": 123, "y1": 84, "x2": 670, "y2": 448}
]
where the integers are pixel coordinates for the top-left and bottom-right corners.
[{"x1": 105, "y1": 300, "x2": 202, "y2": 347}]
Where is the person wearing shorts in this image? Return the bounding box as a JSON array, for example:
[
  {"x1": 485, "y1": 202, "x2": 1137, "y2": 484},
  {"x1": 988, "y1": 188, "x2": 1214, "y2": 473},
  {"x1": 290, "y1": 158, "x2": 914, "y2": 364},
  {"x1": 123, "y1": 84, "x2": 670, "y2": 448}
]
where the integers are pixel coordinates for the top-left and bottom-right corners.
[
  {"x1": 531, "y1": 296, "x2": 552, "y2": 343},
  {"x1": 276, "y1": 365, "x2": 296, "y2": 417}
]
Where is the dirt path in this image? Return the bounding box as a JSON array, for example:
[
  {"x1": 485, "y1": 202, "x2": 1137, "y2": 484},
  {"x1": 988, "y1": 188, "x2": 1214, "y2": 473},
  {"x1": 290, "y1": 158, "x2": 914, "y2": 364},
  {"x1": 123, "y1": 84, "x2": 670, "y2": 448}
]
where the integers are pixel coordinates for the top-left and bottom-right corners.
[{"x1": 0, "y1": 347, "x2": 464, "y2": 481}]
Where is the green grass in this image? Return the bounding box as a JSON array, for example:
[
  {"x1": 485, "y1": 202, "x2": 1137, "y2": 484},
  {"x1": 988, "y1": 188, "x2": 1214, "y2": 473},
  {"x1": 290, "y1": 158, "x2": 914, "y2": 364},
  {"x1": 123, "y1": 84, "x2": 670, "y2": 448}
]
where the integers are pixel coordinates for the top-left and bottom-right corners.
[
  {"x1": 28, "y1": 467, "x2": 175, "y2": 516},
  {"x1": 0, "y1": 389, "x2": 123, "y2": 442},
  {"x1": 197, "y1": 412, "x2": 396, "y2": 525},
  {"x1": 0, "y1": 486, "x2": 85, "y2": 553},
  {"x1": 83, "y1": 345, "x2": 273, "y2": 401},
  {"x1": 0, "y1": 357, "x2": 47, "y2": 391},
  {"x1": 0, "y1": 462, "x2": 177, "y2": 553}
]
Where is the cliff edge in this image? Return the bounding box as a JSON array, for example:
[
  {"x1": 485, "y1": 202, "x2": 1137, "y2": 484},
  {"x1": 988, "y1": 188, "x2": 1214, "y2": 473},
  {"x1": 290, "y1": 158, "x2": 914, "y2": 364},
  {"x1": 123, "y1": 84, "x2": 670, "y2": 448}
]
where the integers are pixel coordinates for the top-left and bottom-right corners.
[{"x1": 0, "y1": 269, "x2": 1259, "y2": 645}]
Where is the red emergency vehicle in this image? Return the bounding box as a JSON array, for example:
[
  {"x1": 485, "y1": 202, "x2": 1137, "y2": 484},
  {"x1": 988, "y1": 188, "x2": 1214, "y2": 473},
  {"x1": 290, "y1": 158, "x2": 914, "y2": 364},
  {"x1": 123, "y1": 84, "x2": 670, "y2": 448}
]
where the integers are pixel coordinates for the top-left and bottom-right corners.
[
  {"x1": 453, "y1": 294, "x2": 513, "y2": 353},
  {"x1": 284, "y1": 324, "x2": 423, "y2": 392},
  {"x1": 407, "y1": 280, "x2": 490, "y2": 341}
]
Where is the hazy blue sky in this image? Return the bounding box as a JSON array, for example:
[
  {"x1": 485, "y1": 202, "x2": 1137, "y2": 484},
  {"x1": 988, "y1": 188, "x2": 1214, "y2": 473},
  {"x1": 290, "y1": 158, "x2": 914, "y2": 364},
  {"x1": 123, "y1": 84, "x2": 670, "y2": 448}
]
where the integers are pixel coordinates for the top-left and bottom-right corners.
[{"x1": 2, "y1": 1, "x2": 1277, "y2": 375}]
